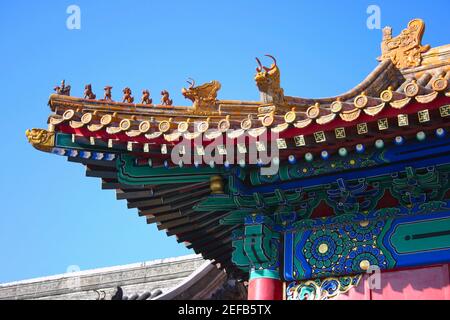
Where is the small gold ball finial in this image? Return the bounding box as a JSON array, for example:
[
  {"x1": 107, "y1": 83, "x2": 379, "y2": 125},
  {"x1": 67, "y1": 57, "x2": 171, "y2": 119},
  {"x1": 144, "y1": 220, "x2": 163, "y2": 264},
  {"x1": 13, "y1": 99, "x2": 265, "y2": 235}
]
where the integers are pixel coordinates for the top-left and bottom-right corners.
[
  {"x1": 318, "y1": 243, "x2": 329, "y2": 254},
  {"x1": 210, "y1": 175, "x2": 224, "y2": 194},
  {"x1": 359, "y1": 260, "x2": 371, "y2": 271},
  {"x1": 359, "y1": 220, "x2": 370, "y2": 228}
]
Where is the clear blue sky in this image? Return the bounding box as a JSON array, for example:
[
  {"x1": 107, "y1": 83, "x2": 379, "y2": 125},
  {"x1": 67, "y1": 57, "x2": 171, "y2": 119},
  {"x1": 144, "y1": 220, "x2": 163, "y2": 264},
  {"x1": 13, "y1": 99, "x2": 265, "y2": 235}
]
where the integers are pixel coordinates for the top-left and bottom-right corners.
[{"x1": 0, "y1": 0, "x2": 448, "y2": 283}]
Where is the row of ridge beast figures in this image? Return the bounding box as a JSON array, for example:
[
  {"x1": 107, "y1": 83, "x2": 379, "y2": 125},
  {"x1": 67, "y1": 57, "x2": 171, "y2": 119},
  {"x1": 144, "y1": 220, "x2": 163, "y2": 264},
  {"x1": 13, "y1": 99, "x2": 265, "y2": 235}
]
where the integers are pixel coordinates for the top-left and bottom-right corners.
[
  {"x1": 52, "y1": 55, "x2": 278, "y2": 109},
  {"x1": 53, "y1": 80, "x2": 174, "y2": 106}
]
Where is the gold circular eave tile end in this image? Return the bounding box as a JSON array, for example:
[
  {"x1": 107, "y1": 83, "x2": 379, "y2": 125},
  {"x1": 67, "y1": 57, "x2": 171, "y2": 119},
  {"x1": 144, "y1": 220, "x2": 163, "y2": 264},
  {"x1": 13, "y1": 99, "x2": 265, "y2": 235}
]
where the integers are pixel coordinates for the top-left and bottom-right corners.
[
  {"x1": 120, "y1": 119, "x2": 131, "y2": 131},
  {"x1": 306, "y1": 105, "x2": 320, "y2": 119}
]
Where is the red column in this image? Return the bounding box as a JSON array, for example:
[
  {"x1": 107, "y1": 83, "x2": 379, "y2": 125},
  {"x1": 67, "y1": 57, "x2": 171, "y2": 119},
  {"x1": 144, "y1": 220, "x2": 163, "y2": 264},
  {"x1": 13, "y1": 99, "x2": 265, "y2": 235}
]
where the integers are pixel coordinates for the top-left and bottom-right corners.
[{"x1": 248, "y1": 278, "x2": 283, "y2": 300}]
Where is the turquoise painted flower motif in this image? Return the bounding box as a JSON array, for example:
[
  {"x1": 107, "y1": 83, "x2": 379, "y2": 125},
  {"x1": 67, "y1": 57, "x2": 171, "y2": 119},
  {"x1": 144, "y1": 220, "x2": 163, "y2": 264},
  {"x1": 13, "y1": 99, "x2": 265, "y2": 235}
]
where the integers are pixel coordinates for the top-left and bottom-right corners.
[
  {"x1": 344, "y1": 220, "x2": 384, "y2": 242},
  {"x1": 303, "y1": 229, "x2": 350, "y2": 270},
  {"x1": 344, "y1": 245, "x2": 387, "y2": 273}
]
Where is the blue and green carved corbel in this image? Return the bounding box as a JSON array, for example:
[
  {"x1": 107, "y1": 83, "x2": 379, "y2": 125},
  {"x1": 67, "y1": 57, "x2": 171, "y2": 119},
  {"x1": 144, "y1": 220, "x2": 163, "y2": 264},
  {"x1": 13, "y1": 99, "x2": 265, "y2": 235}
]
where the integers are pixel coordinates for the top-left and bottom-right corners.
[{"x1": 231, "y1": 214, "x2": 281, "y2": 279}]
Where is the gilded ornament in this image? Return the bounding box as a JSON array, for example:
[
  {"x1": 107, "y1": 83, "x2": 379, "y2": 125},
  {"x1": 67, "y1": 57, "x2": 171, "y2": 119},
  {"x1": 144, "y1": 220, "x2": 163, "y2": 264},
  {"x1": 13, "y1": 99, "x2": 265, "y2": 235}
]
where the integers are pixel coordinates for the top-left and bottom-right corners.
[
  {"x1": 255, "y1": 55, "x2": 284, "y2": 104},
  {"x1": 439, "y1": 105, "x2": 450, "y2": 118},
  {"x1": 380, "y1": 87, "x2": 394, "y2": 102},
  {"x1": 120, "y1": 119, "x2": 131, "y2": 131},
  {"x1": 432, "y1": 76, "x2": 448, "y2": 92},
  {"x1": 307, "y1": 103, "x2": 321, "y2": 119},
  {"x1": 417, "y1": 110, "x2": 430, "y2": 123},
  {"x1": 139, "y1": 121, "x2": 151, "y2": 133},
  {"x1": 354, "y1": 93, "x2": 368, "y2": 109},
  {"x1": 284, "y1": 108, "x2": 297, "y2": 123},
  {"x1": 314, "y1": 131, "x2": 326, "y2": 143},
  {"x1": 181, "y1": 78, "x2": 221, "y2": 111},
  {"x1": 210, "y1": 175, "x2": 224, "y2": 194},
  {"x1": 25, "y1": 128, "x2": 55, "y2": 152},
  {"x1": 357, "y1": 123, "x2": 368, "y2": 135},
  {"x1": 378, "y1": 19, "x2": 430, "y2": 69}
]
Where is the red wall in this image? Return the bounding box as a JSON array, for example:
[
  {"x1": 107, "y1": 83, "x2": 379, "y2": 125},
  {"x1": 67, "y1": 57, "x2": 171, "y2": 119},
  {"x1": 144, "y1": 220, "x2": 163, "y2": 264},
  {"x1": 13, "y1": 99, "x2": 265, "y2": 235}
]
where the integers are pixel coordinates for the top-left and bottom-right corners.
[{"x1": 337, "y1": 264, "x2": 450, "y2": 300}]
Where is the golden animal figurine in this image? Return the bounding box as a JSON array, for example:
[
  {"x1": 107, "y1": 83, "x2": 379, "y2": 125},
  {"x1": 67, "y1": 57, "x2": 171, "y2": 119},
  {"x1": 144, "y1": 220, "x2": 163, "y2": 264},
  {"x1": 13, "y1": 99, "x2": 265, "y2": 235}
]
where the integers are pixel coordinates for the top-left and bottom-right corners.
[
  {"x1": 53, "y1": 80, "x2": 71, "y2": 96},
  {"x1": 122, "y1": 87, "x2": 134, "y2": 103},
  {"x1": 255, "y1": 55, "x2": 284, "y2": 104},
  {"x1": 181, "y1": 78, "x2": 221, "y2": 111},
  {"x1": 84, "y1": 84, "x2": 96, "y2": 100},
  {"x1": 141, "y1": 89, "x2": 153, "y2": 105},
  {"x1": 103, "y1": 86, "x2": 113, "y2": 101},
  {"x1": 378, "y1": 18, "x2": 430, "y2": 69},
  {"x1": 25, "y1": 128, "x2": 55, "y2": 152},
  {"x1": 160, "y1": 90, "x2": 173, "y2": 106}
]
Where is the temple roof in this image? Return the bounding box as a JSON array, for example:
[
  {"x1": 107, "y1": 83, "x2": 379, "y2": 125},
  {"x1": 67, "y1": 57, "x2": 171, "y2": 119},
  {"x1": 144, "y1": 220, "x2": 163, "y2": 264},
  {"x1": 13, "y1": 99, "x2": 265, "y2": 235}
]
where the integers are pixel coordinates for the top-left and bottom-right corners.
[
  {"x1": 25, "y1": 18, "x2": 450, "y2": 280},
  {"x1": 29, "y1": 19, "x2": 448, "y2": 166},
  {"x1": 45, "y1": 46, "x2": 450, "y2": 141}
]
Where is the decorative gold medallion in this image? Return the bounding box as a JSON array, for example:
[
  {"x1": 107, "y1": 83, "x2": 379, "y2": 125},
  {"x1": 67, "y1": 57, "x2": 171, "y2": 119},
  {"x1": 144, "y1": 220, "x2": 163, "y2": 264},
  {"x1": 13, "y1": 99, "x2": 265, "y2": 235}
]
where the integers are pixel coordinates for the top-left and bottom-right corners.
[
  {"x1": 261, "y1": 114, "x2": 274, "y2": 127},
  {"x1": 314, "y1": 131, "x2": 326, "y2": 143},
  {"x1": 197, "y1": 120, "x2": 209, "y2": 133},
  {"x1": 218, "y1": 118, "x2": 230, "y2": 132},
  {"x1": 284, "y1": 110, "x2": 297, "y2": 123},
  {"x1": 359, "y1": 220, "x2": 370, "y2": 228},
  {"x1": 81, "y1": 113, "x2": 93, "y2": 124},
  {"x1": 354, "y1": 94, "x2": 368, "y2": 109},
  {"x1": 357, "y1": 123, "x2": 368, "y2": 135},
  {"x1": 378, "y1": 118, "x2": 389, "y2": 131},
  {"x1": 159, "y1": 120, "x2": 171, "y2": 133},
  {"x1": 432, "y1": 77, "x2": 448, "y2": 92},
  {"x1": 418, "y1": 110, "x2": 430, "y2": 123},
  {"x1": 440, "y1": 105, "x2": 450, "y2": 118},
  {"x1": 139, "y1": 121, "x2": 151, "y2": 133},
  {"x1": 294, "y1": 135, "x2": 306, "y2": 147},
  {"x1": 359, "y1": 260, "x2": 371, "y2": 271},
  {"x1": 307, "y1": 103, "x2": 321, "y2": 119},
  {"x1": 318, "y1": 243, "x2": 329, "y2": 254},
  {"x1": 178, "y1": 121, "x2": 189, "y2": 133},
  {"x1": 63, "y1": 109, "x2": 75, "y2": 120},
  {"x1": 241, "y1": 118, "x2": 252, "y2": 130},
  {"x1": 330, "y1": 101, "x2": 342, "y2": 113},
  {"x1": 380, "y1": 87, "x2": 393, "y2": 102},
  {"x1": 210, "y1": 175, "x2": 224, "y2": 194},
  {"x1": 101, "y1": 114, "x2": 113, "y2": 125},
  {"x1": 398, "y1": 114, "x2": 409, "y2": 127},
  {"x1": 404, "y1": 81, "x2": 420, "y2": 97},
  {"x1": 335, "y1": 128, "x2": 346, "y2": 139}
]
